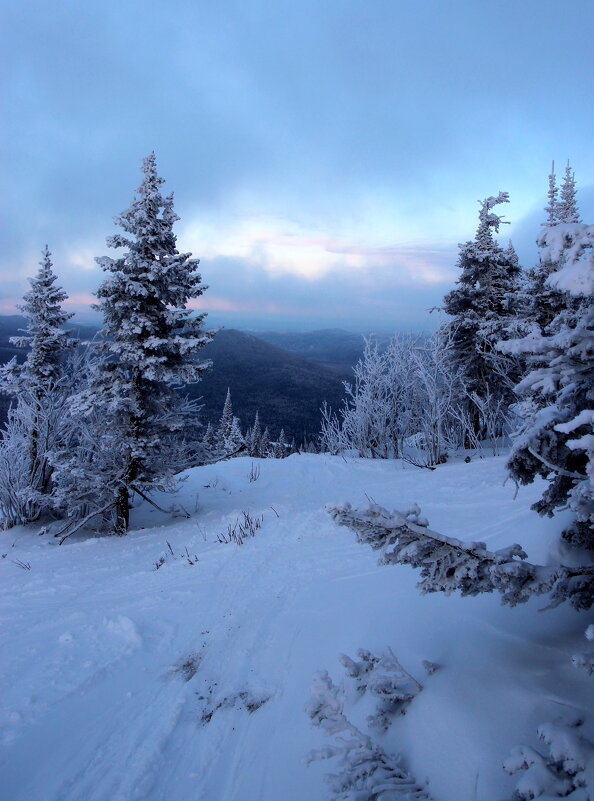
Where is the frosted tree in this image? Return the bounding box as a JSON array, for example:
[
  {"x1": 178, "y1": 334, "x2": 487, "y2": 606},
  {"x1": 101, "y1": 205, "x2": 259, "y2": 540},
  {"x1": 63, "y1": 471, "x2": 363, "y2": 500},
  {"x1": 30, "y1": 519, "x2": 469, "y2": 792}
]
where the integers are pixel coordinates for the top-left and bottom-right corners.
[
  {"x1": 68, "y1": 153, "x2": 214, "y2": 534},
  {"x1": 228, "y1": 416, "x2": 244, "y2": 453},
  {"x1": 260, "y1": 427, "x2": 270, "y2": 458},
  {"x1": 203, "y1": 421, "x2": 215, "y2": 448},
  {"x1": 248, "y1": 411, "x2": 262, "y2": 457},
  {"x1": 320, "y1": 334, "x2": 463, "y2": 465},
  {"x1": 441, "y1": 193, "x2": 524, "y2": 439},
  {"x1": 274, "y1": 428, "x2": 287, "y2": 458},
  {"x1": 0, "y1": 247, "x2": 76, "y2": 522},
  {"x1": 501, "y1": 215, "x2": 594, "y2": 552},
  {"x1": 320, "y1": 337, "x2": 406, "y2": 459},
  {"x1": 407, "y1": 332, "x2": 464, "y2": 465},
  {"x1": 0, "y1": 382, "x2": 73, "y2": 527},
  {"x1": 217, "y1": 388, "x2": 234, "y2": 448},
  {"x1": 558, "y1": 162, "x2": 581, "y2": 225},
  {"x1": 525, "y1": 163, "x2": 581, "y2": 336},
  {"x1": 2, "y1": 246, "x2": 75, "y2": 392}
]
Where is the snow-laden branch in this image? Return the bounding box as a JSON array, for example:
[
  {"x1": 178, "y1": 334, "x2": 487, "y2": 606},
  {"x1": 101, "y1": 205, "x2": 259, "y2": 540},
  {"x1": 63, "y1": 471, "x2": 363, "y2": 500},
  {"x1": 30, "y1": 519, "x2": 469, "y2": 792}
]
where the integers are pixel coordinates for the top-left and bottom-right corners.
[{"x1": 327, "y1": 502, "x2": 594, "y2": 610}]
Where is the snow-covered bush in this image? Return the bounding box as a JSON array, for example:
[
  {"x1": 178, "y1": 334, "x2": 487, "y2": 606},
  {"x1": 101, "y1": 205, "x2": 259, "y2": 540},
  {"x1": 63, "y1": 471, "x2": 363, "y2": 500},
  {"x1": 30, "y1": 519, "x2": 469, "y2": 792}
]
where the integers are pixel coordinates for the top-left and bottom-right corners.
[
  {"x1": 306, "y1": 654, "x2": 430, "y2": 800},
  {"x1": 339, "y1": 647, "x2": 422, "y2": 732},
  {"x1": 503, "y1": 720, "x2": 593, "y2": 800}
]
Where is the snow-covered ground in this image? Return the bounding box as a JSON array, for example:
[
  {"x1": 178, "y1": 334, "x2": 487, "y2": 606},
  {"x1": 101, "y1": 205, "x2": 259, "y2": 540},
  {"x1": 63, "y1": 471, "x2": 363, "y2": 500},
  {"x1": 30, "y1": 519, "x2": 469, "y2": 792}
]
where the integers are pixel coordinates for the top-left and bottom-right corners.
[{"x1": 1, "y1": 454, "x2": 592, "y2": 801}]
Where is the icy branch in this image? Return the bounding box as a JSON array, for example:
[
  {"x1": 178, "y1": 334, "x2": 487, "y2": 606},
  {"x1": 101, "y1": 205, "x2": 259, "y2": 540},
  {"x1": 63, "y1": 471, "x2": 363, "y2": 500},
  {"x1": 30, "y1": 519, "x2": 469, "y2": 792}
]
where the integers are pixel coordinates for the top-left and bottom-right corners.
[{"x1": 327, "y1": 502, "x2": 594, "y2": 610}]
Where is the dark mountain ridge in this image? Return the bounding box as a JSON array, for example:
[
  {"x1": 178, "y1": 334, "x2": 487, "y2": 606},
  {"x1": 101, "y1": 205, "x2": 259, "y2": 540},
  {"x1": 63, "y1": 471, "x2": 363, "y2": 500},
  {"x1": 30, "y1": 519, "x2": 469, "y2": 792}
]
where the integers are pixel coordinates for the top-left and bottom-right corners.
[{"x1": 0, "y1": 317, "x2": 349, "y2": 443}]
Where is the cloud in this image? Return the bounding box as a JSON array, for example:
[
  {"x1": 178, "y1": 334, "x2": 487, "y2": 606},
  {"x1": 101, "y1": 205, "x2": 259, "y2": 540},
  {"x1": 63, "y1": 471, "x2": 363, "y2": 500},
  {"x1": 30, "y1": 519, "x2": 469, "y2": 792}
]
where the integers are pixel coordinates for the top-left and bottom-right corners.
[
  {"x1": 193, "y1": 253, "x2": 451, "y2": 332},
  {"x1": 2, "y1": 0, "x2": 593, "y2": 331},
  {"x1": 181, "y1": 213, "x2": 457, "y2": 284}
]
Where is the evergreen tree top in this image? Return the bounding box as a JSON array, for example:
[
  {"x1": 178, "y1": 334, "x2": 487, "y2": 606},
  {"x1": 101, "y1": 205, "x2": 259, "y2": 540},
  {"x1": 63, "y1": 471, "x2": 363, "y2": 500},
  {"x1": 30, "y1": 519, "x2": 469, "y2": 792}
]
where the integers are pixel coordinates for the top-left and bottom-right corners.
[
  {"x1": 18, "y1": 246, "x2": 72, "y2": 331},
  {"x1": 557, "y1": 161, "x2": 581, "y2": 224},
  {"x1": 94, "y1": 153, "x2": 213, "y2": 385},
  {"x1": 10, "y1": 246, "x2": 75, "y2": 383},
  {"x1": 474, "y1": 192, "x2": 510, "y2": 250},
  {"x1": 542, "y1": 161, "x2": 559, "y2": 227}
]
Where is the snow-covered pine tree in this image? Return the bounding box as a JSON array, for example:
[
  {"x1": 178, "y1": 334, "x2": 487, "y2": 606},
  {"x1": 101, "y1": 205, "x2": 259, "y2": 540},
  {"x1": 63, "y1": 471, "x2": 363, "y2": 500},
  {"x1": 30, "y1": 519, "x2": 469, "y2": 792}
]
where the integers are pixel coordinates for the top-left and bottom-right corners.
[
  {"x1": 502, "y1": 207, "x2": 594, "y2": 552},
  {"x1": 248, "y1": 411, "x2": 262, "y2": 457},
  {"x1": 0, "y1": 247, "x2": 76, "y2": 520},
  {"x1": 228, "y1": 416, "x2": 244, "y2": 453},
  {"x1": 78, "y1": 153, "x2": 214, "y2": 534},
  {"x1": 558, "y1": 161, "x2": 581, "y2": 225},
  {"x1": 544, "y1": 161, "x2": 561, "y2": 227},
  {"x1": 203, "y1": 421, "x2": 215, "y2": 448},
  {"x1": 4, "y1": 246, "x2": 75, "y2": 390},
  {"x1": 217, "y1": 388, "x2": 234, "y2": 449},
  {"x1": 274, "y1": 428, "x2": 287, "y2": 459},
  {"x1": 260, "y1": 427, "x2": 270, "y2": 458},
  {"x1": 525, "y1": 163, "x2": 580, "y2": 336},
  {"x1": 441, "y1": 193, "x2": 524, "y2": 440}
]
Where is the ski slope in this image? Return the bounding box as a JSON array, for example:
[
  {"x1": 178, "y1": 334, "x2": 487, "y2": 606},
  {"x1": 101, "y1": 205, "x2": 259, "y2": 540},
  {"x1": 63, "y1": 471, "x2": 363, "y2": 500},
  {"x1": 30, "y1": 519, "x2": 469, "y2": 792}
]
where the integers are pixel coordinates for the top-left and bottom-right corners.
[{"x1": 1, "y1": 454, "x2": 592, "y2": 801}]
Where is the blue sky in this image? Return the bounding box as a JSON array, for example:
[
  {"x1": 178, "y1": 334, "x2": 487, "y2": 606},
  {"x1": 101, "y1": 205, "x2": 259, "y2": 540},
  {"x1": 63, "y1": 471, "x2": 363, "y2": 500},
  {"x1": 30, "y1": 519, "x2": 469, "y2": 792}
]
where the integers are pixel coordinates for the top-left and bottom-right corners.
[{"x1": 1, "y1": 0, "x2": 593, "y2": 331}]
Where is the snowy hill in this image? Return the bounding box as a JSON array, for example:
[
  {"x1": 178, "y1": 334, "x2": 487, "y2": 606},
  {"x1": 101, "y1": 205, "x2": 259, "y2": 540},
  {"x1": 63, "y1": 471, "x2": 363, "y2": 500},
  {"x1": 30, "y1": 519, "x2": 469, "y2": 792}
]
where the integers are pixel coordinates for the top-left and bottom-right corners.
[{"x1": 1, "y1": 454, "x2": 592, "y2": 801}]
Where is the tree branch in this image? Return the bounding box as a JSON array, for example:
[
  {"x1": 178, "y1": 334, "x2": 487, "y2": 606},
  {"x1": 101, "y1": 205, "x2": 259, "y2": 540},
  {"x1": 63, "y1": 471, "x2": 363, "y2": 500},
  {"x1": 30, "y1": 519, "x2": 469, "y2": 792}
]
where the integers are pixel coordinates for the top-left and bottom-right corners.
[
  {"x1": 527, "y1": 447, "x2": 583, "y2": 480},
  {"x1": 58, "y1": 501, "x2": 117, "y2": 545}
]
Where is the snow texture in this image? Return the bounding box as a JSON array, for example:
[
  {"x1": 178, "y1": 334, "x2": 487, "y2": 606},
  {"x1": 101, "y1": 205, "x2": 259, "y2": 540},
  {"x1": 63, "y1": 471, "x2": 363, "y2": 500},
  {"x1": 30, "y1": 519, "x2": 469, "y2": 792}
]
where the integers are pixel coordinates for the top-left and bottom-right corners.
[{"x1": 1, "y1": 454, "x2": 593, "y2": 801}]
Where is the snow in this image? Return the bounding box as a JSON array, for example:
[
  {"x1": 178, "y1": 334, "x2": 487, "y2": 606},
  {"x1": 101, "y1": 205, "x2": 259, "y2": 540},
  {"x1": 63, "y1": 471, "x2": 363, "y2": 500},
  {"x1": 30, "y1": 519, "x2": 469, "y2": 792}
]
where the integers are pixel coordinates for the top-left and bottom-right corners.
[{"x1": 1, "y1": 454, "x2": 592, "y2": 801}]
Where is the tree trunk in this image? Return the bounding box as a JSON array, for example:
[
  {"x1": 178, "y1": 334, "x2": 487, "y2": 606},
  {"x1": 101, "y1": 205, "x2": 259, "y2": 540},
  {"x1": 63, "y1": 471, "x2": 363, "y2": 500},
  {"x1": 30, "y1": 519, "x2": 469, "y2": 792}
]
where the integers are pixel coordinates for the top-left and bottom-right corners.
[{"x1": 114, "y1": 484, "x2": 129, "y2": 535}]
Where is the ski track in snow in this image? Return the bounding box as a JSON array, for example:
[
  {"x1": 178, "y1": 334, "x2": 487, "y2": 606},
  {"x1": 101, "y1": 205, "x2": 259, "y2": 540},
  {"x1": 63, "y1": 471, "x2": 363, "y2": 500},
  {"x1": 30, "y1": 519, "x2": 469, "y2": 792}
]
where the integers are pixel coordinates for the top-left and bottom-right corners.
[{"x1": 1, "y1": 454, "x2": 592, "y2": 801}]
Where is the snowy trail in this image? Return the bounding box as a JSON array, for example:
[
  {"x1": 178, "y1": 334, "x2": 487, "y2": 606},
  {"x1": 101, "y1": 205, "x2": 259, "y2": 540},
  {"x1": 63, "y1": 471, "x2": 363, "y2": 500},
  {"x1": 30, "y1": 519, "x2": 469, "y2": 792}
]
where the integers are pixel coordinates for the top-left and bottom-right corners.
[{"x1": 1, "y1": 455, "x2": 592, "y2": 801}]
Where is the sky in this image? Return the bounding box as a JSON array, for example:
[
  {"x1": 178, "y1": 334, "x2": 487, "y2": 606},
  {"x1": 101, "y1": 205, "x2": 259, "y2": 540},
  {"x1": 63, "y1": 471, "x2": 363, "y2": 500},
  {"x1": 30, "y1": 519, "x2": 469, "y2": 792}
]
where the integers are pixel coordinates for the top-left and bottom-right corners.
[{"x1": 1, "y1": 0, "x2": 594, "y2": 333}]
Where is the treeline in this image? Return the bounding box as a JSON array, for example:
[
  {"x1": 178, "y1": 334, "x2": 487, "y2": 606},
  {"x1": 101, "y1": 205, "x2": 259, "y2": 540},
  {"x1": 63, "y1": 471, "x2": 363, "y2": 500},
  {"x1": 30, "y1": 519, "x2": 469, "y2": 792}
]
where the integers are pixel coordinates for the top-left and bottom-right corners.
[{"x1": 204, "y1": 388, "x2": 298, "y2": 459}]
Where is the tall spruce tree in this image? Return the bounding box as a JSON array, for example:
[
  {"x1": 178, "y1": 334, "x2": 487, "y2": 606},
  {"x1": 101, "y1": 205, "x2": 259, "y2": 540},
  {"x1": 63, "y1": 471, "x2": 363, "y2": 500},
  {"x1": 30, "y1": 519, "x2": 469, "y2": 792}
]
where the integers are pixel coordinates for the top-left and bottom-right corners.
[
  {"x1": 558, "y1": 161, "x2": 581, "y2": 224},
  {"x1": 217, "y1": 388, "x2": 234, "y2": 449},
  {"x1": 259, "y1": 427, "x2": 270, "y2": 458},
  {"x1": 441, "y1": 192, "x2": 523, "y2": 438},
  {"x1": 274, "y1": 428, "x2": 287, "y2": 458},
  {"x1": 87, "y1": 153, "x2": 213, "y2": 533},
  {"x1": 8, "y1": 246, "x2": 75, "y2": 388},
  {"x1": 248, "y1": 411, "x2": 262, "y2": 457}
]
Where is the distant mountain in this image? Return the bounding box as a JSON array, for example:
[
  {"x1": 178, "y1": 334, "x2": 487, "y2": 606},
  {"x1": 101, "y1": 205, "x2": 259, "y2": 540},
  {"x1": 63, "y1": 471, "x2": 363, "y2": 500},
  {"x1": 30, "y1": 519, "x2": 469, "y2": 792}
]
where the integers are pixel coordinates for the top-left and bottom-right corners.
[
  {"x1": 253, "y1": 328, "x2": 386, "y2": 372},
  {"x1": 0, "y1": 318, "x2": 347, "y2": 444},
  {"x1": 193, "y1": 329, "x2": 347, "y2": 443},
  {"x1": 0, "y1": 316, "x2": 100, "y2": 362}
]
